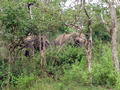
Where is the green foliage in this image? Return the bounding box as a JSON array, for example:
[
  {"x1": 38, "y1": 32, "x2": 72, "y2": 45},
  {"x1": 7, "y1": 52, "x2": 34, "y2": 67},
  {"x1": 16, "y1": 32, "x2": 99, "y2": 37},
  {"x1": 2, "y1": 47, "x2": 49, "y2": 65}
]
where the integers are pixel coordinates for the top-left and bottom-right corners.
[
  {"x1": 47, "y1": 45, "x2": 85, "y2": 65},
  {"x1": 15, "y1": 74, "x2": 35, "y2": 89},
  {"x1": 46, "y1": 45, "x2": 86, "y2": 77},
  {"x1": 0, "y1": 58, "x2": 8, "y2": 88},
  {"x1": 0, "y1": 0, "x2": 120, "y2": 90},
  {"x1": 92, "y1": 43, "x2": 117, "y2": 88},
  {"x1": 116, "y1": 74, "x2": 120, "y2": 90},
  {"x1": 89, "y1": 5, "x2": 110, "y2": 42},
  {"x1": 28, "y1": 78, "x2": 110, "y2": 90},
  {"x1": 23, "y1": 0, "x2": 37, "y2": 3},
  {"x1": 1, "y1": 42, "x2": 119, "y2": 90},
  {"x1": 61, "y1": 61, "x2": 89, "y2": 86},
  {"x1": 92, "y1": 22, "x2": 110, "y2": 42},
  {"x1": 32, "y1": 2, "x2": 63, "y2": 34},
  {"x1": 0, "y1": 1, "x2": 38, "y2": 42}
]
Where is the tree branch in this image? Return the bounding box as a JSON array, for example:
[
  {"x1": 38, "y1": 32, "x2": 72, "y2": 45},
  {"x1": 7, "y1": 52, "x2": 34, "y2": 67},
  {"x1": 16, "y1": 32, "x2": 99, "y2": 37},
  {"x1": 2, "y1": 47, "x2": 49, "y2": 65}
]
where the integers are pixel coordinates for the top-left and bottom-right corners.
[{"x1": 100, "y1": 13, "x2": 110, "y2": 33}]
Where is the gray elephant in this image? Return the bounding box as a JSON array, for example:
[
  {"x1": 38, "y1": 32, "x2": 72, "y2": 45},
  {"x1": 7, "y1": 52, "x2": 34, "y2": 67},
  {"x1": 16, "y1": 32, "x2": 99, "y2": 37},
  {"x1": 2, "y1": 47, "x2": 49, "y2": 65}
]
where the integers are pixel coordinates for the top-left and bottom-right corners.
[
  {"x1": 23, "y1": 35, "x2": 50, "y2": 57},
  {"x1": 54, "y1": 32, "x2": 87, "y2": 48}
]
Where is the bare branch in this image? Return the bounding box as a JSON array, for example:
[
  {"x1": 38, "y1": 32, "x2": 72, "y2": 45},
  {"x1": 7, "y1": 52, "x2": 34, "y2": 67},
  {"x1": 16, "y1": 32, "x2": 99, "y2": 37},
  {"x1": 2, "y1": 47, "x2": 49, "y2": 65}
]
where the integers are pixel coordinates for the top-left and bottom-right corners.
[{"x1": 100, "y1": 13, "x2": 110, "y2": 33}]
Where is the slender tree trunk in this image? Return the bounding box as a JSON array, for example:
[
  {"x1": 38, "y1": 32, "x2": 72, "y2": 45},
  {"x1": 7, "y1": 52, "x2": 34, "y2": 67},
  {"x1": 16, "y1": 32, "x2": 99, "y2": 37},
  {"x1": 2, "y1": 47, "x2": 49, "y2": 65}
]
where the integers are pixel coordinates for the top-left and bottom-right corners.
[
  {"x1": 39, "y1": 35, "x2": 43, "y2": 68},
  {"x1": 83, "y1": 0, "x2": 92, "y2": 86},
  {"x1": 86, "y1": 29, "x2": 92, "y2": 86},
  {"x1": 43, "y1": 36, "x2": 46, "y2": 65},
  {"x1": 29, "y1": 5, "x2": 33, "y2": 19},
  {"x1": 28, "y1": 2, "x2": 33, "y2": 19},
  {"x1": 7, "y1": 50, "x2": 11, "y2": 89},
  {"x1": 109, "y1": 2, "x2": 119, "y2": 72}
]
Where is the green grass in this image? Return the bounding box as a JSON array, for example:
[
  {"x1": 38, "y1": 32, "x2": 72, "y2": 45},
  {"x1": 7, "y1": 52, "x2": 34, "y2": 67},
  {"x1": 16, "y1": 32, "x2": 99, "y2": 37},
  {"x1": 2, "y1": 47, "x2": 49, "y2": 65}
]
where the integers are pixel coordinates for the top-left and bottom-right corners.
[
  {"x1": 27, "y1": 79, "x2": 114, "y2": 90},
  {"x1": 2, "y1": 78, "x2": 114, "y2": 90}
]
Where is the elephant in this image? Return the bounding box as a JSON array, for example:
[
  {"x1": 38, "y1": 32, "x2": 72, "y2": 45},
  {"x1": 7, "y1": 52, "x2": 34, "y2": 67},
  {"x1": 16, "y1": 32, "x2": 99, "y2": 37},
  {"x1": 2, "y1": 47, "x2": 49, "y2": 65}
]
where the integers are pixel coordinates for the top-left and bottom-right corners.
[
  {"x1": 23, "y1": 35, "x2": 50, "y2": 57},
  {"x1": 54, "y1": 32, "x2": 87, "y2": 48}
]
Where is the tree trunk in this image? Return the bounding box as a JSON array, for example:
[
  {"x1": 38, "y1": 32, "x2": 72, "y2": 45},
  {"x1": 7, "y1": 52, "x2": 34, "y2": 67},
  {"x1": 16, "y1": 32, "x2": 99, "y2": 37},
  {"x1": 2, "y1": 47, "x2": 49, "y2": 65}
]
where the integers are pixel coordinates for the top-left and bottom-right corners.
[
  {"x1": 7, "y1": 50, "x2": 11, "y2": 89},
  {"x1": 83, "y1": 0, "x2": 92, "y2": 86},
  {"x1": 29, "y1": 5, "x2": 33, "y2": 19},
  {"x1": 109, "y1": 2, "x2": 119, "y2": 72},
  {"x1": 43, "y1": 36, "x2": 46, "y2": 65},
  {"x1": 28, "y1": 2, "x2": 33, "y2": 19},
  {"x1": 39, "y1": 35, "x2": 43, "y2": 68}
]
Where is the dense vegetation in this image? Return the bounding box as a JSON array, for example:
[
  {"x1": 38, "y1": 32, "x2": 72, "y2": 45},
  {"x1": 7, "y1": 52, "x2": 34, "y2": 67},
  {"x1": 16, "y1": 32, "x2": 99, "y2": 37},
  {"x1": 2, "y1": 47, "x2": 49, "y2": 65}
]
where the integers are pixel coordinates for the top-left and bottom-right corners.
[{"x1": 0, "y1": 0, "x2": 120, "y2": 90}]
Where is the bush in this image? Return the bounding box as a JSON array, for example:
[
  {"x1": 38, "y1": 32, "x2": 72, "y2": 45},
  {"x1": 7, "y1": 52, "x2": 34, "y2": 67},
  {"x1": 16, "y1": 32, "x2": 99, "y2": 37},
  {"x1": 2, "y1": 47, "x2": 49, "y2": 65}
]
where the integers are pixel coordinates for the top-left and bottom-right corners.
[
  {"x1": 46, "y1": 45, "x2": 86, "y2": 78},
  {"x1": 57, "y1": 42, "x2": 119, "y2": 88},
  {"x1": 61, "y1": 61, "x2": 89, "y2": 86},
  {"x1": 92, "y1": 43, "x2": 117, "y2": 88},
  {"x1": 116, "y1": 74, "x2": 120, "y2": 90},
  {"x1": 15, "y1": 74, "x2": 35, "y2": 89}
]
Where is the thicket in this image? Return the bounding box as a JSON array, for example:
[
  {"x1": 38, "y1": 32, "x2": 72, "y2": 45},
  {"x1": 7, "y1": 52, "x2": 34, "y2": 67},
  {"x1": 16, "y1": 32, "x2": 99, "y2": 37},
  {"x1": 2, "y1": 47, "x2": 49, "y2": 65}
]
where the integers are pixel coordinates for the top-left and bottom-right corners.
[
  {"x1": 1, "y1": 43, "x2": 120, "y2": 89},
  {"x1": 0, "y1": 0, "x2": 120, "y2": 90}
]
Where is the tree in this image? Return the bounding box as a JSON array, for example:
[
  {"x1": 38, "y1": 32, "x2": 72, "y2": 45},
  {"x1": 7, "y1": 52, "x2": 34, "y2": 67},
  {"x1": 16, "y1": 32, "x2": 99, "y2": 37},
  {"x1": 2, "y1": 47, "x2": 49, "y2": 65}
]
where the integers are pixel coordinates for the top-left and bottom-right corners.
[
  {"x1": 101, "y1": 0, "x2": 120, "y2": 72},
  {"x1": 83, "y1": 0, "x2": 92, "y2": 86},
  {"x1": 108, "y1": 0, "x2": 119, "y2": 72}
]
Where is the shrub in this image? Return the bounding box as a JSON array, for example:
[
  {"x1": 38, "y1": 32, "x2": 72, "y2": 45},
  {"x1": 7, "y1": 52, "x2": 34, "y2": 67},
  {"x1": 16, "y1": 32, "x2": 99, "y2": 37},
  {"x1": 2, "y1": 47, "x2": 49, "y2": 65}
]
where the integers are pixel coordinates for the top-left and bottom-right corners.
[
  {"x1": 61, "y1": 61, "x2": 89, "y2": 86},
  {"x1": 15, "y1": 74, "x2": 35, "y2": 89},
  {"x1": 116, "y1": 74, "x2": 120, "y2": 90},
  {"x1": 46, "y1": 45, "x2": 86, "y2": 78},
  {"x1": 92, "y1": 43, "x2": 117, "y2": 88}
]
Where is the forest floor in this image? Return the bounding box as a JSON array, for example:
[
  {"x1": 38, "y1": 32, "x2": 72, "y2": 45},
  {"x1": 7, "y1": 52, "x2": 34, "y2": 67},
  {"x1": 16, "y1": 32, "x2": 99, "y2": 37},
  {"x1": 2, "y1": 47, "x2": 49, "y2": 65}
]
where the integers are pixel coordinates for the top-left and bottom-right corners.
[
  {"x1": 19, "y1": 79, "x2": 114, "y2": 90},
  {"x1": 2, "y1": 78, "x2": 114, "y2": 90},
  {"x1": 28, "y1": 82, "x2": 114, "y2": 90}
]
